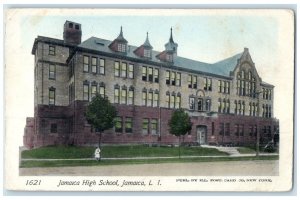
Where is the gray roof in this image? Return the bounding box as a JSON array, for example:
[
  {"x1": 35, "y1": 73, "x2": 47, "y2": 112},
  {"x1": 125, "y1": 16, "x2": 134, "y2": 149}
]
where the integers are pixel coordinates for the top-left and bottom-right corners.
[{"x1": 79, "y1": 37, "x2": 243, "y2": 77}]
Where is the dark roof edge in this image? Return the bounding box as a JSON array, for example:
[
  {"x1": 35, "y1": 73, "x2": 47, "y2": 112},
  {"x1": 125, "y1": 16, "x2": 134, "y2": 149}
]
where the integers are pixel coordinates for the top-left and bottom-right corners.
[{"x1": 31, "y1": 36, "x2": 77, "y2": 55}]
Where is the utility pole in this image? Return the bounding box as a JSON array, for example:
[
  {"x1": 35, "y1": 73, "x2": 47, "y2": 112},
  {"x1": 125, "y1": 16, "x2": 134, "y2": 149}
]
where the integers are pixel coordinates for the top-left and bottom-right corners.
[{"x1": 255, "y1": 91, "x2": 263, "y2": 157}]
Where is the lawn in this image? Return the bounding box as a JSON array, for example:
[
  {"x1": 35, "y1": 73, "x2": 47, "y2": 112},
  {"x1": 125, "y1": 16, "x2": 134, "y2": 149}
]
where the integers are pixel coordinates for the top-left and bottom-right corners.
[
  {"x1": 237, "y1": 147, "x2": 257, "y2": 154},
  {"x1": 21, "y1": 145, "x2": 228, "y2": 159},
  {"x1": 20, "y1": 155, "x2": 279, "y2": 168}
]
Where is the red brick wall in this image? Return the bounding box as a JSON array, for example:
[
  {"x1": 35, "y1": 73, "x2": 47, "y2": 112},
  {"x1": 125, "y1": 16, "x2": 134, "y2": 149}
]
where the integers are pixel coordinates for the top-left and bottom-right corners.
[{"x1": 23, "y1": 101, "x2": 279, "y2": 148}]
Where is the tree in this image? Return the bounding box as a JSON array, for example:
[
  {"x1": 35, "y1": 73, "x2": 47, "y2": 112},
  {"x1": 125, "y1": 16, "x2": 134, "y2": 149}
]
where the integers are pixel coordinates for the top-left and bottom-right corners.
[
  {"x1": 168, "y1": 108, "x2": 192, "y2": 158},
  {"x1": 85, "y1": 93, "x2": 117, "y2": 148}
]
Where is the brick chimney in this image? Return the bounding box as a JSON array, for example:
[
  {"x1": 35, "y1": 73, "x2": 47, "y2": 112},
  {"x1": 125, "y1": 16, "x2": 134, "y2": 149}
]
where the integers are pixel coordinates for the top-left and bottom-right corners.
[{"x1": 63, "y1": 21, "x2": 82, "y2": 45}]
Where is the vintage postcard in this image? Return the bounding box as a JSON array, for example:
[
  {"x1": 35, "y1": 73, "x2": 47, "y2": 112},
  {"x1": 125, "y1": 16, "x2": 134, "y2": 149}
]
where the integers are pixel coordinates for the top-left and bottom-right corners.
[{"x1": 4, "y1": 8, "x2": 294, "y2": 192}]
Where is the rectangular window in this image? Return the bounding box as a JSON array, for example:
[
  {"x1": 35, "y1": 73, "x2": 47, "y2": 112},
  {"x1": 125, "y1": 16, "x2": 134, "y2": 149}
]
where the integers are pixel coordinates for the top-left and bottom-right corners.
[
  {"x1": 153, "y1": 93, "x2": 159, "y2": 107},
  {"x1": 49, "y1": 64, "x2": 56, "y2": 80},
  {"x1": 148, "y1": 92, "x2": 153, "y2": 107},
  {"x1": 144, "y1": 49, "x2": 151, "y2": 58},
  {"x1": 121, "y1": 89, "x2": 127, "y2": 104},
  {"x1": 171, "y1": 72, "x2": 176, "y2": 86},
  {"x1": 219, "y1": 123, "x2": 224, "y2": 135},
  {"x1": 49, "y1": 46, "x2": 55, "y2": 55},
  {"x1": 121, "y1": 62, "x2": 127, "y2": 77},
  {"x1": 99, "y1": 58, "x2": 105, "y2": 74},
  {"x1": 91, "y1": 57, "x2": 97, "y2": 73},
  {"x1": 176, "y1": 73, "x2": 181, "y2": 86},
  {"x1": 166, "y1": 94, "x2": 170, "y2": 108},
  {"x1": 223, "y1": 81, "x2": 226, "y2": 93},
  {"x1": 142, "y1": 66, "x2": 147, "y2": 81},
  {"x1": 50, "y1": 123, "x2": 57, "y2": 133},
  {"x1": 125, "y1": 117, "x2": 133, "y2": 133},
  {"x1": 189, "y1": 97, "x2": 195, "y2": 110},
  {"x1": 151, "y1": 119, "x2": 158, "y2": 135},
  {"x1": 128, "y1": 90, "x2": 134, "y2": 105},
  {"x1": 91, "y1": 85, "x2": 97, "y2": 99},
  {"x1": 114, "y1": 88, "x2": 120, "y2": 103},
  {"x1": 83, "y1": 56, "x2": 89, "y2": 72},
  {"x1": 218, "y1": 80, "x2": 222, "y2": 93},
  {"x1": 142, "y1": 118, "x2": 149, "y2": 134},
  {"x1": 249, "y1": 125, "x2": 253, "y2": 136},
  {"x1": 225, "y1": 123, "x2": 230, "y2": 136},
  {"x1": 226, "y1": 82, "x2": 230, "y2": 94},
  {"x1": 83, "y1": 84, "x2": 89, "y2": 101},
  {"x1": 166, "y1": 71, "x2": 170, "y2": 85},
  {"x1": 114, "y1": 61, "x2": 120, "y2": 77},
  {"x1": 204, "y1": 78, "x2": 212, "y2": 91},
  {"x1": 128, "y1": 64, "x2": 134, "y2": 79},
  {"x1": 117, "y1": 43, "x2": 126, "y2": 52},
  {"x1": 208, "y1": 78, "x2": 212, "y2": 91},
  {"x1": 175, "y1": 96, "x2": 181, "y2": 109},
  {"x1": 142, "y1": 91, "x2": 147, "y2": 106},
  {"x1": 188, "y1": 75, "x2": 192, "y2": 88},
  {"x1": 206, "y1": 99, "x2": 211, "y2": 111},
  {"x1": 49, "y1": 88, "x2": 55, "y2": 105},
  {"x1": 115, "y1": 117, "x2": 122, "y2": 133},
  {"x1": 239, "y1": 124, "x2": 244, "y2": 136},
  {"x1": 154, "y1": 69, "x2": 159, "y2": 83},
  {"x1": 148, "y1": 67, "x2": 153, "y2": 82},
  {"x1": 212, "y1": 122, "x2": 215, "y2": 135},
  {"x1": 170, "y1": 95, "x2": 175, "y2": 108},
  {"x1": 99, "y1": 86, "x2": 105, "y2": 97},
  {"x1": 235, "y1": 124, "x2": 239, "y2": 136},
  {"x1": 218, "y1": 100, "x2": 221, "y2": 113},
  {"x1": 193, "y1": 76, "x2": 197, "y2": 89}
]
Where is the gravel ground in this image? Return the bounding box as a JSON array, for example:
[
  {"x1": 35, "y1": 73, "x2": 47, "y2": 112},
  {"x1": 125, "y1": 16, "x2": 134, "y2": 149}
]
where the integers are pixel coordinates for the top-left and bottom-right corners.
[{"x1": 20, "y1": 160, "x2": 279, "y2": 176}]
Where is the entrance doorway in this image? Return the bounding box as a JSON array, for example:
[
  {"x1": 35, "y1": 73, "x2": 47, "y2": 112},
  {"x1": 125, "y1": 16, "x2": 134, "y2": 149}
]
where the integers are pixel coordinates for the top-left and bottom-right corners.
[{"x1": 197, "y1": 125, "x2": 207, "y2": 145}]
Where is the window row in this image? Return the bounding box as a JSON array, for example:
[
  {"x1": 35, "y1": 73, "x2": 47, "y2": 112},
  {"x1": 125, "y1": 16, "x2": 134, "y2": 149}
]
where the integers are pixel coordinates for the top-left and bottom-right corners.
[
  {"x1": 83, "y1": 56, "x2": 105, "y2": 74},
  {"x1": 83, "y1": 82, "x2": 106, "y2": 101},
  {"x1": 189, "y1": 97, "x2": 211, "y2": 111},
  {"x1": 142, "y1": 89, "x2": 159, "y2": 107},
  {"x1": 188, "y1": 75, "x2": 197, "y2": 89},
  {"x1": 249, "y1": 102, "x2": 258, "y2": 117},
  {"x1": 166, "y1": 92, "x2": 181, "y2": 109},
  {"x1": 114, "y1": 61, "x2": 134, "y2": 78},
  {"x1": 219, "y1": 123, "x2": 231, "y2": 136},
  {"x1": 218, "y1": 99, "x2": 230, "y2": 114},
  {"x1": 142, "y1": 66, "x2": 159, "y2": 83},
  {"x1": 114, "y1": 117, "x2": 133, "y2": 133},
  {"x1": 262, "y1": 88, "x2": 272, "y2": 100},
  {"x1": 204, "y1": 77, "x2": 212, "y2": 91},
  {"x1": 166, "y1": 71, "x2": 181, "y2": 86},
  {"x1": 114, "y1": 117, "x2": 159, "y2": 135},
  {"x1": 218, "y1": 80, "x2": 230, "y2": 94},
  {"x1": 114, "y1": 86, "x2": 134, "y2": 105},
  {"x1": 237, "y1": 70, "x2": 256, "y2": 97},
  {"x1": 234, "y1": 100, "x2": 245, "y2": 115},
  {"x1": 262, "y1": 104, "x2": 272, "y2": 118}
]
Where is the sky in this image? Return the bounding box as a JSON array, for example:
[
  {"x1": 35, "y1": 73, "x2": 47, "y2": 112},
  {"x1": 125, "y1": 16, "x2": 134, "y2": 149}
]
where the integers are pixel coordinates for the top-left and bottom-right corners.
[{"x1": 4, "y1": 9, "x2": 294, "y2": 147}]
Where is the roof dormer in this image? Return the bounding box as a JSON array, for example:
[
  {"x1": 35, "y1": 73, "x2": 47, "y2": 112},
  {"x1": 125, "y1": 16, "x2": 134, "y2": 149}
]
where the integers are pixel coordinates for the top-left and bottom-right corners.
[
  {"x1": 156, "y1": 28, "x2": 178, "y2": 63},
  {"x1": 109, "y1": 26, "x2": 128, "y2": 53},
  {"x1": 164, "y1": 27, "x2": 178, "y2": 55},
  {"x1": 134, "y1": 32, "x2": 153, "y2": 59}
]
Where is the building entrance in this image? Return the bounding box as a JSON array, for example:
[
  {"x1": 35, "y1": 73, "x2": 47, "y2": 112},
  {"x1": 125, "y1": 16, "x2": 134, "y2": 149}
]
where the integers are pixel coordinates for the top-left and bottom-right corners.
[{"x1": 197, "y1": 125, "x2": 207, "y2": 145}]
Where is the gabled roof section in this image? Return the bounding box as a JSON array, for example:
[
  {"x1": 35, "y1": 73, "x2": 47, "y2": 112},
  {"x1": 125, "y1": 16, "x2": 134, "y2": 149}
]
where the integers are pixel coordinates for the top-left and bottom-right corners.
[
  {"x1": 78, "y1": 36, "x2": 245, "y2": 77},
  {"x1": 211, "y1": 53, "x2": 243, "y2": 76}
]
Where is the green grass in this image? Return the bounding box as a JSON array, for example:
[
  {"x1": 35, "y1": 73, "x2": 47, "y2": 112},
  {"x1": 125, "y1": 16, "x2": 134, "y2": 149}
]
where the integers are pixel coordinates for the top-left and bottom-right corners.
[
  {"x1": 237, "y1": 147, "x2": 257, "y2": 154},
  {"x1": 20, "y1": 155, "x2": 279, "y2": 168},
  {"x1": 21, "y1": 145, "x2": 228, "y2": 159}
]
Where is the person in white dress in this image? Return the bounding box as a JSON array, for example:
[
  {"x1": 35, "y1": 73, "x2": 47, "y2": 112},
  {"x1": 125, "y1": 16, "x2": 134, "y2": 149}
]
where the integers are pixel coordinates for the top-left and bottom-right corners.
[{"x1": 94, "y1": 147, "x2": 101, "y2": 161}]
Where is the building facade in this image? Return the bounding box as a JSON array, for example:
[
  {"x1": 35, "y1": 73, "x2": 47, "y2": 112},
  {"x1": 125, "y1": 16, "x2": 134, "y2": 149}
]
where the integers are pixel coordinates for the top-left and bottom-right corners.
[{"x1": 23, "y1": 20, "x2": 279, "y2": 148}]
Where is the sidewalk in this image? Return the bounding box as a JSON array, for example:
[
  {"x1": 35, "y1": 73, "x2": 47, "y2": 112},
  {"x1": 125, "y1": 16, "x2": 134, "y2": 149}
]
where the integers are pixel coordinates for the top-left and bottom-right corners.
[{"x1": 21, "y1": 153, "x2": 278, "y2": 161}]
